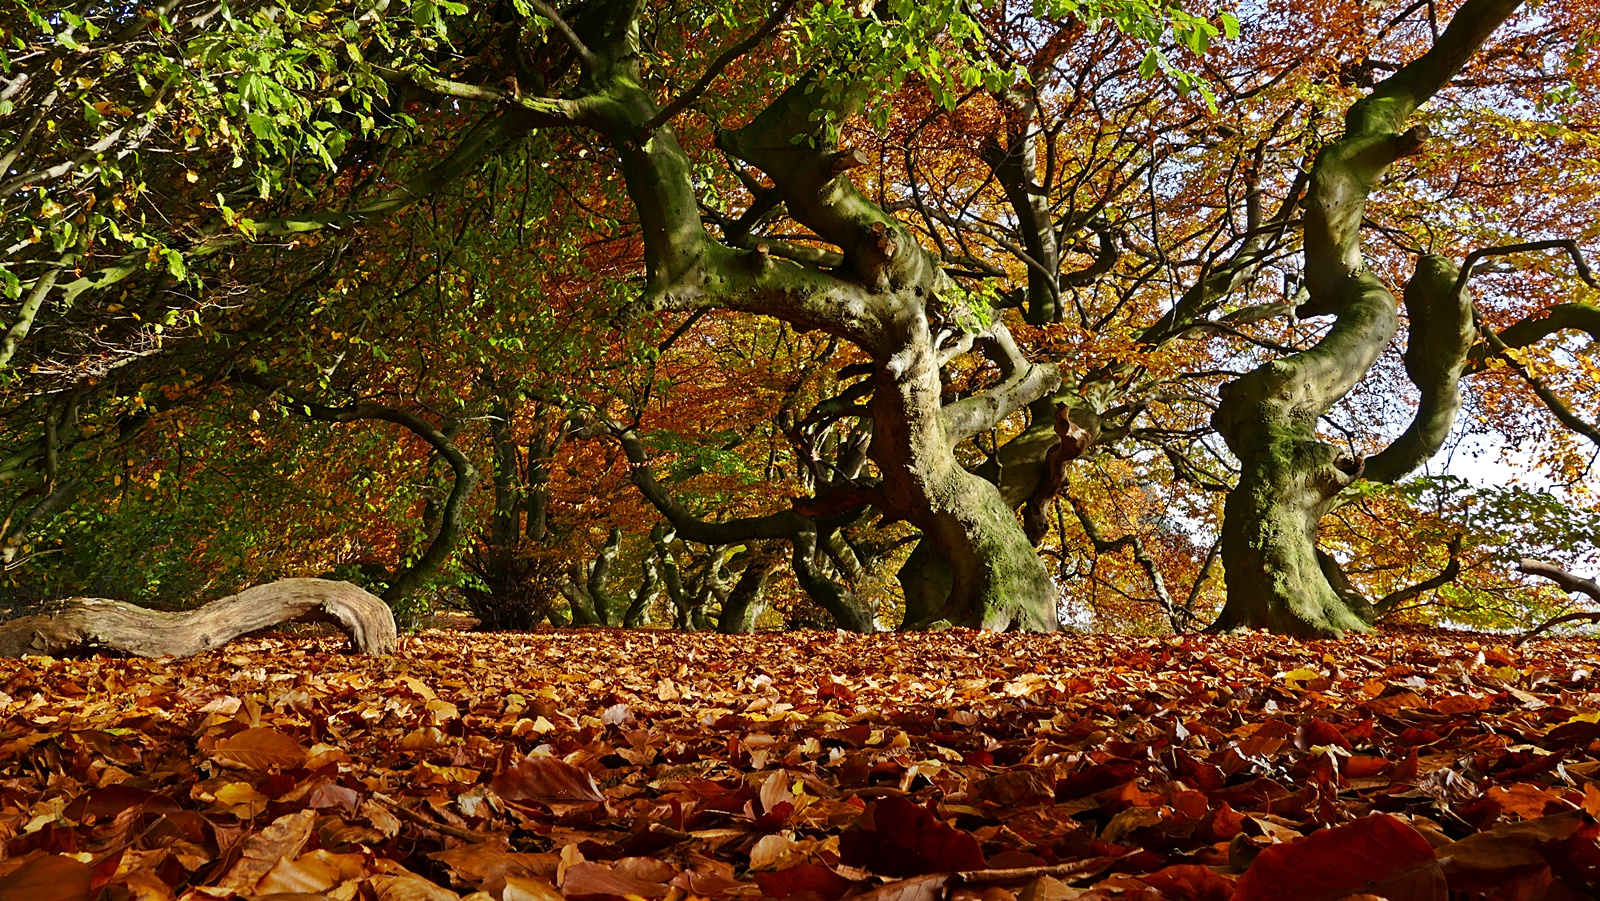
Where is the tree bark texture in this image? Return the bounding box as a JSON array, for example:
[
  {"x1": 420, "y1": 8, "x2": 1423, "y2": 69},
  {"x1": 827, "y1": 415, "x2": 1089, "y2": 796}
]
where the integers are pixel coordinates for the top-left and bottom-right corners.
[
  {"x1": 1360, "y1": 255, "x2": 1477, "y2": 484},
  {"x1": 718, "y1": 543, "x2": 781, "y2": 633},
  {"x1": 0, "y1": 578, "x2": 398, "y2": 658}
]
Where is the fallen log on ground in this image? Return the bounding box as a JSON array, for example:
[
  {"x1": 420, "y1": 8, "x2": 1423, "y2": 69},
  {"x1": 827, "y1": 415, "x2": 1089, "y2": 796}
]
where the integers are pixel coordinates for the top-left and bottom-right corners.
[{"x1": 0, "y1": 578, "x2": 397, "y2": 658}]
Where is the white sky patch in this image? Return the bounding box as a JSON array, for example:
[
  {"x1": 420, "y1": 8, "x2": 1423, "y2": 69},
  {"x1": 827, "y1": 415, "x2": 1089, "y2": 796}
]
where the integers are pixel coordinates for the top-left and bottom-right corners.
[{"x1": 1435, "y1": 431, "x2": 1552, "y2": 490}]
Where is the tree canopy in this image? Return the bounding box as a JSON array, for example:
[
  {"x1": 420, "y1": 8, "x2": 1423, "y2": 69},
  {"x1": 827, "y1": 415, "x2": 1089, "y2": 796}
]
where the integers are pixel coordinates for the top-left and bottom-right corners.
[{"x1": 2, "y1": 0, "x2": 1598, "y2": 637}]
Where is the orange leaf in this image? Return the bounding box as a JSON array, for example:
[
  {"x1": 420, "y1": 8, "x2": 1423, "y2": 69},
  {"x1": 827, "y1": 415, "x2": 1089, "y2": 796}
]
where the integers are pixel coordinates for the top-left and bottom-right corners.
[
  {"x1": 491, "y1": 756, "x2": 605, "y2": 802},
  {"x1": 0, "y1": 854, "x2": 94, "y2": 901},
  {"x1": 209, "y1": 726, "x2": 306, "y2": 770}
]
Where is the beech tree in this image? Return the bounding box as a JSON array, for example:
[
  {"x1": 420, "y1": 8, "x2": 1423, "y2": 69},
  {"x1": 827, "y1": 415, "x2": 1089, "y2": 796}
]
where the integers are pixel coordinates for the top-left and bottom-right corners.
[
  {"x1": 4, "y1": 0, "x2": 1597, "y2": 636},
  {"x1": 5, "y1": 0, "x2": 1234, "y2": 631},
  {"x1": 864, "y1": 0, "x2": 1599, "y2": 635}
]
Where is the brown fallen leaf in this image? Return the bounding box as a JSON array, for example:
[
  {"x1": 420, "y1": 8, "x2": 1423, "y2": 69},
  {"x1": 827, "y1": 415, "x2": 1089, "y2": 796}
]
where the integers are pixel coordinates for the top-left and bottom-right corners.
[
  {"x1": 0, "y1": 853, "x2": 94, "y2": 901},
  {"x1": 215, "y1": 808, "x2": 318, "y2": 893},
  {"x1": 1437, "y1": 810, "x2": 1584, "y2": 873},
  {"x1": 429, "y1": 847, "x2": 559, "y2": 895},
  {"x1": 1015, "y1": 875, "x2": 1077, "y2": 901},
  {"x1": 503, "y1": 875, "x2": 566, "y2": 901},
  {"x1": 1233, "y1": 814, "x2": 1445, "y2": 901},
  {"x1": 255, "y1": 854, "x2": 343, "y2": 895},
  {"x1": 1486, "y1": 783, "x2": 1571, "y2": 820},
  {"x1": 210, "y1": 726, "x2": 306, "y2": 770},
  {"x1": 561, "y1": 861, "x2": 670, "y2": 899},
  {"x1": 855, "y1": 873, "x2": 951, "y2": 901},
  {"x1": 491, "y1": 755, "x2": 606, "y2": 803},
  {"x1": 371, "y1": 874, "x2": 463, "y2": 901}
]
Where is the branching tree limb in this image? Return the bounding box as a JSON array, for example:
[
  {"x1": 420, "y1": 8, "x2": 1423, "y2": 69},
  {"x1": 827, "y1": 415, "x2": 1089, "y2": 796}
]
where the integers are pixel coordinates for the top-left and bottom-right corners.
[
  {"x1": 1066, "y1": 495, "x2": 1188, "y2": 633},
  {"x1": 1478, "y1": 319, "x2": 1600, "y2": 448},
  {"x1": 1516, "y1": 559, "x2": 1600, "y2": 645},
  {"x1": 1374, "y1": 534, "x2": 1464, "y2": 616},
  {"x1": 243, "y1": 377, "x2": 479, "y2": 603},
  {"x1": 638, "y1": 0, "x2": 800, "y2": 139}
]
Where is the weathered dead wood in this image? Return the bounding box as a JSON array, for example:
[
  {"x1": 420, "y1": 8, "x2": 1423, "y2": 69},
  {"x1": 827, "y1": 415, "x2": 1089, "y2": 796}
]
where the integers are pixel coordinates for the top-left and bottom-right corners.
[
  {"x1": 1516, "y1": 559, "x2": 1600, "y2": 646},
  {"x1": 0, "y1": 578, "x2": 397, "y2": 658}
]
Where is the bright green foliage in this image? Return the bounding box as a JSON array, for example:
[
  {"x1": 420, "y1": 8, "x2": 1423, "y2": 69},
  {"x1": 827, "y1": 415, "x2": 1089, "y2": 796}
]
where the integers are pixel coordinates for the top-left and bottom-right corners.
[{"x1": 0, "y1": 1, "x2": 418, "y2": 357}]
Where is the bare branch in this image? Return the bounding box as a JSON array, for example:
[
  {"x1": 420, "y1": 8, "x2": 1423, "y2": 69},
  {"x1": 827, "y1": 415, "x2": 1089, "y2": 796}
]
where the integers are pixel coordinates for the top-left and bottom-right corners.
[
  {"x1": 1516, "y1": 559, "x2": 1600, "y2": 645},
  {"x1": 1067, "y1": 495, "x2": 1187, "y2": 632},
  {"x1": 1519, "y1": 559, "x2": 1600, "y2": 603},
  {"x1": 1374, "y1": 534, "x2": 1464, "y2": 615},
  {"x1": 1477, "y1": 315, "x2": 1600, "y2": 448},
  {"x1": 1451, "y1": 238, "x2": 1599, "y2": 300},
  {"x1": 942, "y1": 324, "x2": 1061, "y2": 444},
  {"x1": 525, "y1": 0, "x2": 599, "y2": 71}
]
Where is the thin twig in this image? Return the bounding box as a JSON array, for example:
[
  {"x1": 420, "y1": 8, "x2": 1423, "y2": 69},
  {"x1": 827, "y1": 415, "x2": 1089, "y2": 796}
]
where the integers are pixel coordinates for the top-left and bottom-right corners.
[
  {"x1": 386, "y1": 801, "x2": 495, "y2": 843},
  {"x1": 638, "y1": 0, "x2": 800, "y2": 139}
]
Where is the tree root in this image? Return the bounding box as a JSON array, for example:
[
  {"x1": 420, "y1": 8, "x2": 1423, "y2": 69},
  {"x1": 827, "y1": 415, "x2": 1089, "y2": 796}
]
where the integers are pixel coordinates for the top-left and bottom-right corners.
[{"x1": 0, "y1": 578, "x2": 397, "y2": 658}]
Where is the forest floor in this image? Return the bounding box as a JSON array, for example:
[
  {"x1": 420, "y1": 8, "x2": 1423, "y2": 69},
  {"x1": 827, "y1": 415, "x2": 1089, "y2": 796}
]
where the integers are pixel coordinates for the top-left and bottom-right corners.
[{"x1": 2, "y1": 627, "x2": 1599, "y2": 901}]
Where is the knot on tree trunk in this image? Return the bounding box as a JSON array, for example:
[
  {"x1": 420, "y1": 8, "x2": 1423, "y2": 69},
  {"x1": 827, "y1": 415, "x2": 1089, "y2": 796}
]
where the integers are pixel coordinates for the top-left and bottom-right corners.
[
  {"x1": 1396, "y1": 124, "x2": 1431, "y2": 157},
  {"x1": 1333, "y1": 453, "x2": 1364, "y2": 476}
]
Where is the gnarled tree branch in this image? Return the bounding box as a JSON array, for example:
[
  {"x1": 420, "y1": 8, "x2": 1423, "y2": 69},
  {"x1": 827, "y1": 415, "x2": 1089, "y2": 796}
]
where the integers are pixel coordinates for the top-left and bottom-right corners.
[
  {"x1": 1516, "y1": 559, "x2": 1600, "y2": 645},
  {"x1": 0, "y1": 579, "x2": 397, "y2": 658}
]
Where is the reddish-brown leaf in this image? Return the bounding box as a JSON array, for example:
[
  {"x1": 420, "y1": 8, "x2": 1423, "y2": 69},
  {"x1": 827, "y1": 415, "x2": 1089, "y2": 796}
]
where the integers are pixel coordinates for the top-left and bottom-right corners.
[
  {"x1": 1139, "y1": 864, "x2": 1236, "y2": 901},
  {"x1": 214, "y1": 808, "x2": 318, "y2": 892},
  {"x1": 1433, "y1": 694, "x2": 1493, "y2": 715},
  {"x1": 430, "y1": 846, "x2": 559, "y2": 895},
  {"x1": 839, "y1": 797, "x2": 986, "y2": 877},
  {"x1": 753, "y1": 863, "x2": 857, "y2": 901},
  {"x1": 561, "y1": 861, "x2": 670, "y2": 899},
  {"x1": 1437, "y1": 810, "x2": 1583, "y2": 893},
  {"x1": 62, "y1": 786, "x2": 180, "y2": 820},
  {"x1": 0, "y1": 853, "x2": 94, "y2": 901},
  {"x1": 1342, "y1": 756, "x2": 1391, "y2": 778},
  {"x1": 1233, "y1": 814, "x2": 1445, "y2": 901},
  {"x1": 491, "y1": 756, "x2": 606, "y2": 802}
]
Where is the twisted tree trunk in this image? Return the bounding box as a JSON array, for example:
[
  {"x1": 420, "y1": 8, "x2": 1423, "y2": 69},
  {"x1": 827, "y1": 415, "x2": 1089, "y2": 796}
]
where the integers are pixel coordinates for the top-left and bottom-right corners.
[
  {"x1": 1210, "y1": 0, "x2": 1520, "y2": 638},
  {"x1": 718, "y1": 542, "x2": 781, "y2": 633},
  {"x1": 0, "y1": 578, "x2": 397, "y2": 658}
]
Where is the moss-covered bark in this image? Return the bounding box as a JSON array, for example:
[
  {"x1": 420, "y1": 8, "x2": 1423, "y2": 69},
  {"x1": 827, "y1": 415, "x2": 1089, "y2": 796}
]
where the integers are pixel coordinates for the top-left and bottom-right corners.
[
  {"x1": 557, "y1": 26, "x2": 1065, "y2": 631},
  {"x1": 1210, "y1": 0, "x2": 1521, "y2": 637}
]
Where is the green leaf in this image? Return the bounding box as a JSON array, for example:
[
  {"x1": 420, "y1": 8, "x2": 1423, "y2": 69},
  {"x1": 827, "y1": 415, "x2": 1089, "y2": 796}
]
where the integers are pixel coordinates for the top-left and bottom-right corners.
[{"x1": 1139, "y1": 48, "x2": 1160, "y2": 79}]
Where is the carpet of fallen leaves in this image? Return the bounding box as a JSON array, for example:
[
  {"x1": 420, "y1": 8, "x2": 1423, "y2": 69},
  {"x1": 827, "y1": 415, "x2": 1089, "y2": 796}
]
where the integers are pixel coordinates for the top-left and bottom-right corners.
[{"x1": 3, "y1": 627, "x2": 1600, "y2": 901}]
